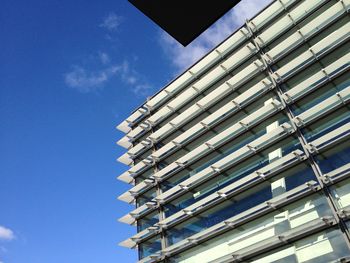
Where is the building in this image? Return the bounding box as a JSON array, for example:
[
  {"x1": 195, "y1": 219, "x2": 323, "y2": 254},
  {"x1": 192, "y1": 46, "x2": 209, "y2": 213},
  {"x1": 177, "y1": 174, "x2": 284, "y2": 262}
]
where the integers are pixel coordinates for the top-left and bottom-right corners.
[{"x1": 116, "y1": 0, "x2": 350, "y2": 262}]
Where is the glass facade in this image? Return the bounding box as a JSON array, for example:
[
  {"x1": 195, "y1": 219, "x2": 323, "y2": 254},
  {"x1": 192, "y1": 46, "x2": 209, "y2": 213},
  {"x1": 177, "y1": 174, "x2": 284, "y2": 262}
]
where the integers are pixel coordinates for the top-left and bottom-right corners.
[
  {"x1": 117, "y1": 0, "x2": 350, "y2": 262},
  {"x1": 250, "y1": 228, "x2": 350, "y2": 263},
  {"x1": 169, "y1": 193, "x2": 336, "y2": 263}
]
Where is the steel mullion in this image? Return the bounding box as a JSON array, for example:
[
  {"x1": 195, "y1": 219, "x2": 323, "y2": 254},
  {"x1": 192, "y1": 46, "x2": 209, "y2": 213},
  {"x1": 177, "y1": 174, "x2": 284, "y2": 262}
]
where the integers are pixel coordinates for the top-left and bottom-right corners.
[{"x1": 246, "y1": 5, "x2": 350, "y2": 249}]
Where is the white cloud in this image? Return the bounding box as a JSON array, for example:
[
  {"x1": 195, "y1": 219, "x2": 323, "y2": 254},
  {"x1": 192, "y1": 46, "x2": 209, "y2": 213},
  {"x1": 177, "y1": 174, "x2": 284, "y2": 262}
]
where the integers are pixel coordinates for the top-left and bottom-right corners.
[
  {"x1": 100, "y1": 13, "x2": 122, "y2": 31},
  {"x1": 0, "y1": 226, "x2": 14, "y2": 241},
  {"x1": 159, "y1": 0, "x2": 272, "y2": 73},
  {"x1": 98, "y1": 52, "x2": 110, "y2": 65},
  {"x1": 64, "y1": 65, "x2": 120, "y2": 93},
  {"x1": 65, "y1": 54, "x2": 153, "y2": 96},
  {"x1": 118, "y1": 60, "x2": 154, "y2": 97}
]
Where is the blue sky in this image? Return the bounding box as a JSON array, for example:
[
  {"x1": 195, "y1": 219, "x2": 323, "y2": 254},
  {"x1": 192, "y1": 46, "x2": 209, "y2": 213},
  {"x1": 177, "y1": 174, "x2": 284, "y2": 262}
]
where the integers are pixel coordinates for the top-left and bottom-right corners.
[{"x1": 0, "y1": 0, "x2": 271, "y2": 262}]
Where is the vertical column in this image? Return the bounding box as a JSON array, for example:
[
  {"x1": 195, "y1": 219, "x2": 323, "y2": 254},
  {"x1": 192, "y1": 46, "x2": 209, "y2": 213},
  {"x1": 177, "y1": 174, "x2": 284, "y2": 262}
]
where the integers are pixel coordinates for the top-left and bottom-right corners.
[
  {"x1": 265, "y1": 99, "x2": 285, "y2": 197},
  {"x1": 151, "y1": 127, "x2": 168, "y2": 253},
  {"x1": 245, "y1": 3, "x2": 350, "y2": 251},
  {"x1": 245, "y1": 6, "x2": 350, "y2": 249},
  {"x1": 264, "y1": 99, "x2": 290, "y2": 236}
]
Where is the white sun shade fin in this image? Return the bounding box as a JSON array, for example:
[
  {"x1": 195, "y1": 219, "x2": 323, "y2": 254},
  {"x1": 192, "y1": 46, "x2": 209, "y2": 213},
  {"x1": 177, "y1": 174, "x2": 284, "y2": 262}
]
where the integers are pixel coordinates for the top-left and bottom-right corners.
[
  {"x1": 117, "y1": 136, "x2": 133, "y2": 149},
  {"x1": 156, "y1": 150, "x2": 305, "y2": 230},
  {"x1": 122, "y1": 98, "x2": 281, "y2": 199},
  {"x1": 118, "y1": 179, "x2": 152, "y2": 203},
  {"x1": 118, "y1": 178, "x2": 155, "y2": 204},
  {"x1": 118, "y1": 189, "x2": 137, "y2": 204},
  {"x1": 247, "y1": 0, "x2": 298, "y2": 33},
  {"x1": 154, "y1": 181, "x2": 319, "y2": 262},
  {"x1": 152, "y1": 99, "x2": 282, "y2": 186},
  {"x1": 118, "y1": 107, "x2": 149, "y2": 133},
  {"x1": 117, "y1": 171, "x2": 135, "y2": 184},
  {"x1": 147, "y1": 48, "x2": 260, "y2": 142},
  {"x1": 127, "y1": 126, "x2": 144, "y2": 141},
  {"x1": 293, "y1": 85, "x2": 350, "y2": 127},
  {"x1": 128, "y1": 139, "x2": 152, "y2": 158},
  {"x1": 118, "y1": 213, "x2": 136, "y2": 225},
  {"x1": 273, "y1": 22, "x2": 350, "y2": 83},
  {"x1": 118, "y1": 0, "x2": 327, "y2": 136},
  {"x1": 119, "y1": 238, "x2": 137, "y2": 249},
  {"x1": 116, "y1": 161, "x2": 149, "y2": 185},
  {"x1": 142, "y1": 26, "x2": 251, "y2": 114},
  {"x1": 137, "y1": 253, "x2": 162, "y2": 263},
  {"x1": 117, "y1": 152, "x2": 134, "y2": 166},
  {"x1": 265, "y1": 1, "x2": 348, "y2": 64},
  {"x1": 321, "y1": 163, "x2": 350, "y2": 185},
  {"x1": 117, "y1": 120, "x2": 132, "y2": 133},
  {"x1": 118, "y1": 200, "x2": 158, "y2": 226},
  {"x1": 306, "y1": 122, "x2": 350, "y2": 154},
  {"x1": 155, "y1": 123, "x2": 293, "y2": 204},
  {"x1": 151, "y1": 142, "x2": 178, "y2": 162},
  {"x1": 254, "y1": 0, "x2": 328, "y2": 47},
  {"x1": 120, "y1": 224, "x2": 161, "y2": 249},
  {"x1": 129, "y1": 161, "x2": 147, "y2": 174},
  {"x1": 128, "y1": 21, "x2": 350, "y2": 167},
  {"x1": 283, "y1": 54, "x2": 350, "y2": 104},
  {"x1": 117, "y1": 110, "x2": 143, "y2": 133}
]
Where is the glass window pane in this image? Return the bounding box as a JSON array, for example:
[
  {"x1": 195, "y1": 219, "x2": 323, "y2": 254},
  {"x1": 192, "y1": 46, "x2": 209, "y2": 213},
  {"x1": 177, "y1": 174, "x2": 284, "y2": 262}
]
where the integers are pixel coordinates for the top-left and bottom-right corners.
[
  {"x1": 301, "y1": 106, "x2": 350, "y2": 142},
  {"x1": 330, "y1": 178, "x2": 350, "y2": 210},
  {"x1": 315, "y1": 139, "x2": 350, "y2": 174},
  {"x1": 165, "y1": 160, "x2": 317, "y2": 246},
  {"x1": 251, "y1": 228, "x2": 350, "y2": 263},
  {"x1": 137, "y1": 211, "x2": 159, "y2": 232},
  {"x1": 136, "y1": 187, "x2": 157, "y2": 207},
  {"x1": 169, "y1": 193, "x2": 332, "y2": 263},
  {"x1": 135, "y1": 168, "x2": 153, "y2": 184},
  {"x1": 159, "y1": 91, "x2": 281, "y2": 181},
  {"x1": 163, "y1": 135, "x2": 302, "y2": 217},
  {"x1": 138, "y1": 234, "x2": 162, "y2": 259}
]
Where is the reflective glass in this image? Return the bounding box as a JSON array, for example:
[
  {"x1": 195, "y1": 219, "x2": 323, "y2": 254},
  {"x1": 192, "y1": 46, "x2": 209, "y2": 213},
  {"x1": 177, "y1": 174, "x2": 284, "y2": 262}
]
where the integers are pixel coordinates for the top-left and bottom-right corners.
[
  {"x1": 302, "y1": 106, "x2": 350, "y2": 142},
  {"x1": 135, "y1": 168, "x2": 153, "y2": 185},
  {"x1": 160, "y1": 92, "x2": 280, "y2": 190},
  {"x1": 289, "y1": 46, "x2": 350, "y2": 116},
  {"x1": 166, "y1": 185, "x2": 272, "y2": 246},
  {"x1": 161, "y1": 114, "x2": 289, "y2": 193},
  {"x1": 330, "y1": 178, "x2": 350, "y2": 210},
  {"x1": 169, "y1": 193, "x2": 332, "y2": 263},
  {"x1": 165, "y1": 159, "x2": 315, "y2": 246},
  {"x1": 251, "y1": 228, "x2": 350, "y2": 263},
  {"x1": 163, "y1": 135, "x2": 302, "y2": 217},
  {"x1": 315, "y1": 139, "x2": 350, "y2": 174},
  {"x1": 138, "y1": 234, "x2": 162, "y2": 259},
  {"x1": 136, "y1": 188, "x2": 157, "y2": 207},
  {"x1": 137, "y1": 211, "x2": 159, "y2": 232}
]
